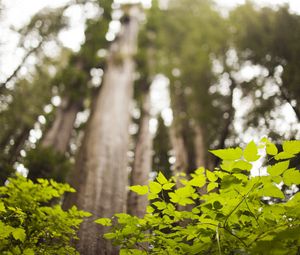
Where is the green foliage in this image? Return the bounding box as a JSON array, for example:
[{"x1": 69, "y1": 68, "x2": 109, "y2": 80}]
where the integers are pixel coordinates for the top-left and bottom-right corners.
[
  {"x1": 98, "y1": 139, "x2": 300, "y2": 254},
  {"x1": 25, "y1": 147, "x2": 72, "y2": 182},
  {"x1": 0, "y1": 175, "x2": 90, "y2": 254}
]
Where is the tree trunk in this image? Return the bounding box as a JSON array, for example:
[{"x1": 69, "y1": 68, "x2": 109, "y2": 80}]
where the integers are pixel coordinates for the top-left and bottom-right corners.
[
  {"x1": 170, "y1": 124, "x2": 189, "y2": 174},
  {"x1": 42, "y1": 97, "x2": 81, "y2": 153},
  {"x1": 64, "y1": 6, "x2": 140, "y2": 255},
  {"x1": 193, "y1": 124, "x2": 206, "y2": 168},
  {"x1": 127, "y1": 91, "x2": 152, "y2": 217}
]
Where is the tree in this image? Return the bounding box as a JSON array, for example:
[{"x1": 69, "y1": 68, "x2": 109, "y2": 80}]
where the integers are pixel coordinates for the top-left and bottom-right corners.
[
  {"x1": 63, "y1": 4, "x2": 141, "y2": 254},
  {"x1": 25, "y1": 0, "x2": 113, "y2": 182},
  {"x1": 157, "y1": 0, "x2": 231, "y2": 173},
  {"x1": 230, "y1": 3, "x2": 300, "y2": 133}
]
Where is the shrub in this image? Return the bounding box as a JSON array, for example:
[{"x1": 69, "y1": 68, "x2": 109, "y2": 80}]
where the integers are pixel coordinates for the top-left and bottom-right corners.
[
  {"x1": 0, "y1": 175, "x2": 90, "y2": 255},
  {"x1": 97, "y1": 139, "x2": 300, "y2": 255}
]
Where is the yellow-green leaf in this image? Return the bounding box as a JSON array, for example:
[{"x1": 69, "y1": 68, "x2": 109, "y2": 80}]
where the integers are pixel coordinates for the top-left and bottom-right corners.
[
  {"x1": 206, "y1": 170, "x2": 218, "y2": 182},
  {"x1": 162, "y1": 183, "x2": 175, "y2": 190},
  {"x1": 207, "y1": 182, "x2": 218, "y2": 192},
  {"x1": 282, "y1": 140, "x2": 300, "y2": 155},
  {"x1": 243, "y1": 141, "x2": 260, "y2": 162},
  {"x1": 157, "y1": 172, "x2": 168, "y2": 185},
  {"x1": 23, "y1": 248, "x2": 34, "y2": 255},
  {"x1": 12, "y1": 228, "x2": 26, "y2": 242},
  {"x1": 129, "y1": 185, "x2": 148, "y2": 195},
  {"x1": 267, "y1": 160, "x2": 289, "y2": 176},
  {"x1": 274, "y1": 152, "x2": 295, "y2": 160},
  {"x1": 0, "y1": 202, "x2": 5, "y2": 212},
  {"x1": 209, "y1": 147, "x2": 243, "y2": 161},
  {"x1": 95, "y1": 218, "x2": 112, "y2": 226},
  {"x1": 261, "y1": 183, "x2": 284, "y2": 199},
  {"x1": 283, "y1": 168, "x2": 300, "y2": 186},
  {"x1": 149, "y1": 181, "x2": 162, "y2": 194},
  {"x1": 189, "y1": 175, "x2": 206, "y2": 188},
  {"x1": 153, "y1": 201, "x2": 167, "y2": 210},
  {"x1": 266, "y1": 143, "x2": 278, "y2": 156}
]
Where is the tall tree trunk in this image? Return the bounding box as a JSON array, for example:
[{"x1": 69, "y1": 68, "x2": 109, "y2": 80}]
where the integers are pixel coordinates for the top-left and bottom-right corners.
[
  {"x1": 127, "y1": 91, "x2": 152, "y2": 217},
  {"x1": 193, "y1": 124, "x2": 206, "y2": 168},
  {"x1": 42, "y1": 97, "x2": 81, "y2": 153},
  {"x1": 170, "y1": 124, "x2": 189, "y2": 174},
  {"x1": 64, "y1": 6, "x2": 140, "y2": 255}
]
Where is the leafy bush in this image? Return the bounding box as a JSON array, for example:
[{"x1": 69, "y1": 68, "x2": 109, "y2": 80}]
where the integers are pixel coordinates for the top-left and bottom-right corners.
[
  {"x1": 97, "y1": 139, "x2": 300, "y2": 255},
  {"x1": 0, "y1": 175, "x2": 90, "y2": 255}
]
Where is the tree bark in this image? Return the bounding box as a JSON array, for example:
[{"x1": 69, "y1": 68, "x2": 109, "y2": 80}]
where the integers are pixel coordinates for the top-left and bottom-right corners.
[
  {"x1": 170, "y1": 124, "x2": 189, "y2": 174},
  {"x1": 64, "y1": 6, "x2": 140, "y2": 255},
  {"x1": 127, "y1": 91, "x2": 152, "y2": 217},
  {"x1": 42, "y1": 97, "x2": 81, "y2": 153},
  {"x1": 193, "y1": 124, "x2": 206, "y2": 168}
]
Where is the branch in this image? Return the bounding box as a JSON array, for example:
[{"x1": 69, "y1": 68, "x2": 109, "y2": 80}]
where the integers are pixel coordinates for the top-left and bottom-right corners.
[{"x1": 0, "y1": 39, "x2": 43, "y2": 93}]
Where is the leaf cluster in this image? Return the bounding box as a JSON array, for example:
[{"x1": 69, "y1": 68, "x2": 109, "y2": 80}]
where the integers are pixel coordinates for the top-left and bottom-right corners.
[
  {"x1": 97, "y1": 139, "x2": 300, "y2": 254},
  {"x1": 0, "y1": 175, "x2": 90, "y2": 255}
]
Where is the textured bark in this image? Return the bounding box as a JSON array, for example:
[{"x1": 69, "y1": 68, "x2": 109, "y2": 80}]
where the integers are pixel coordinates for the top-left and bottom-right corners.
[
  {"x1": 193, "y1": 124, "x2": 206, "y2": 168},
  {"x1": 64, "y1": 6, "x2": 140, "y2": 255},
  {"x1": 170, "y1": 124, "x2": 189, "y2": 174},
  {"x1": 42, "y1": 97, "x2": 81, "y2": 153},
  {"x1": 127, "y1": 92, "x2": 152, "y2": 217}
]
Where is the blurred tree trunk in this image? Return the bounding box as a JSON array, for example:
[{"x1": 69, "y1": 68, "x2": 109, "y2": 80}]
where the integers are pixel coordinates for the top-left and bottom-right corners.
[
  {"x1": 64, "y1": 6, "x2": 140, "y2": 255},
  {"x1": 42, "y1": 97, "x2": 81, "y2": 153},
  {"x1": 170, "y1": 124, "x2": 189, "y2": 174},
  {"x1": 127, "y1": 90, "x2": 152, "y2": 217},
  {"x1": 193, "y1": 124, "x2": 207, "y2": 168}
]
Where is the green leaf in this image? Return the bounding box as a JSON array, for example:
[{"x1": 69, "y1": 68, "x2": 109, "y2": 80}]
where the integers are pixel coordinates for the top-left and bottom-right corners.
[
  {"x1": 12, "y1": 228, "x2": 26, "y2": 242},
  {"x1": 103, "y1": 232, "x2": 116, "y2": 240},
  {"x1": 206, "y1": 170, "x2": 218, "y2": 182},
  {"x1": 148, "y1": 193, "x2": 158, "y2": 200},
  {"x1": 261, "y1": 183, "x2": 285, "y2": 199},
  {"x1": 233, "y1": 160, "x2": 252, "y2": 171},
  {"x1": 274, "y1": 152, "x2": 295, "y2": 160},
  {"x1": 0, "y1": 202, "x2": 5, "y2": 212},
  {"x1": 266, "y1": 143, "x2": 278, "y2": 156},
  {"x1": 209, "y1": 147, "x2": 243, "y2": 161},
  {"x1": 146, "y1": 206, "x2": 154, "y2": 213},
  {"x1": 95, "y1": 218, "x2": 112, "y2": 226},
  {"x1": 157, "y1": 172, "x2": 168, "y2": 184},
  {"x1": 149, "y1": 181, "x2": 162, "y2": 194},
  {"x1": 23, "y1": 249, "x2": 34, "y2": 255},
  {"x1": 267, "y1": 160, "x2": 289, "y2": 176},
  {"x1": 129, "y1": 185, "x2": 148, "y2": 195},
  {"x1": 207, "y1": 182, "x2": 218, "y2": 192},
  {"x1": 189, "y1": 174, "x2": 206, "y2": 188},
  {"x1": 153, "y1": 201, "x2": 167, "y2": 210},
  {"x1": 162, "y1": 183, "x2": 175, "y2": 190},
  {"x1": 243, "y1": 141, "x2": 260, "y2": 162},
  {"x1": 283, "y1": 168, "x2": 300, "y2": 186},
  {"x1": 282, "y1": 140, "x2": 300, "y2": 155}
]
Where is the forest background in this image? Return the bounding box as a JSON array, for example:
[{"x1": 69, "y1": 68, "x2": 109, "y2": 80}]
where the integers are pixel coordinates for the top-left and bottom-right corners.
[{"x1": 0, "y1": 0, "x2": 300, "y2": 254}]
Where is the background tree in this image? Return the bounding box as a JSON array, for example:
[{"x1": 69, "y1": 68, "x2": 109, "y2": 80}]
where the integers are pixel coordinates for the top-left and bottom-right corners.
[{"x1": 63, "y1": 4, "x2": 141, "y2": 254}]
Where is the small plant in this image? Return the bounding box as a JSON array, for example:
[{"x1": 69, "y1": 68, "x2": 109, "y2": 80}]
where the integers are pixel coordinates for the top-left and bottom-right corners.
[
  {"x1": 0, "y1": 175, "x2": 90, "y2": 255},
  {"x1": 97, "y1": 139, "x2": 300, "y2": 254}
]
